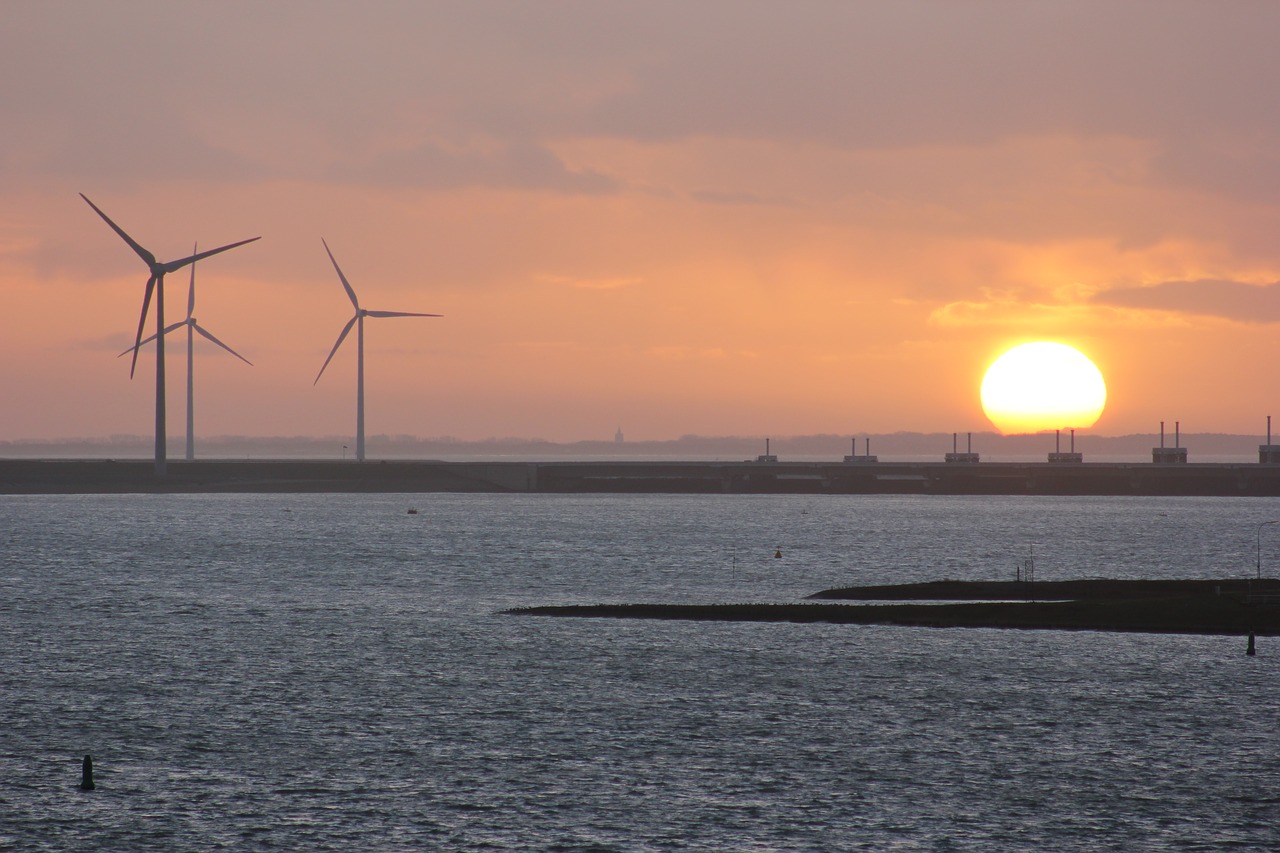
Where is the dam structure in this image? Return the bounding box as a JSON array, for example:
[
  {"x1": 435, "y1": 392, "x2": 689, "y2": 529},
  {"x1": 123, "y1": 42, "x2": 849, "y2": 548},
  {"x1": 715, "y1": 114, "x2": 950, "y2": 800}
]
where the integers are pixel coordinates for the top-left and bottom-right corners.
[{"x1": 4, "y1": 457, "x2": 1280, "y2": 496}]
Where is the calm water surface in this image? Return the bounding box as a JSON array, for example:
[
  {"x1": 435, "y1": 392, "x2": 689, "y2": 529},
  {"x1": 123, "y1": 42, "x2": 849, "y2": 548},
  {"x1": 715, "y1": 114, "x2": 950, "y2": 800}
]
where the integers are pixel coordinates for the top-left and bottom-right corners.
[{"x1": 2, "y1": 494, "x2": 1278, "y2": 851}]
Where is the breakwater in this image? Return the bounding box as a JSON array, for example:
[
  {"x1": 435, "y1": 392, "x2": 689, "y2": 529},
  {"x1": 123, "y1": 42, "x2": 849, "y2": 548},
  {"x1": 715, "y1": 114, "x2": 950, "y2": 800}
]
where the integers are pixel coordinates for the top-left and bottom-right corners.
[{"x1": 5, "y1": 458, "x2": 1280, "y2": 495}]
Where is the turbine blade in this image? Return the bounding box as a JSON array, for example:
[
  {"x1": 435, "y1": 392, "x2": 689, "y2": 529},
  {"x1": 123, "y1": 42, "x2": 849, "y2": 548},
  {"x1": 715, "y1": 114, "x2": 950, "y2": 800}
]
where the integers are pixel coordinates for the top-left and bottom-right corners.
[
  {"x1": 164, "y1": 236, "x2": 261, "y2": 273},
  {"x1": 117, "y1": 321, "x2": 185, "y2": 357},
  {"x1": 321, "y1": 239, "x2": 360, "y2": 311},
  {"x1": 314, "y1": 315, "x2": 358, "y2": 384},
  {"x1": 129, "y1": 274, "x2": 158, "y2": 378},
  {"x1": 193, "y1": 324, "x2": 253, "y2": 365},
  {"x1": 118, "y1": 340, "x2": 149, "y2": 358},
  {"x1": 80, "y1": 193, "x2": 156, "y2": 267},
  {"x1": 187, "y1": 242, "x2": 197, "y2": 318},
  {"x1": 364, "y1": 310, "x2": 443, "y2": 318}
]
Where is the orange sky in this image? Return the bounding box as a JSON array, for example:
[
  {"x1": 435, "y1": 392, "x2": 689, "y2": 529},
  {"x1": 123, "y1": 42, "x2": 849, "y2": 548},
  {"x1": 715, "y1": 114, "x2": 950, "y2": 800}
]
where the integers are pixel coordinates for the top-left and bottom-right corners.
[{"x1": 3, "y1": 2, "x2": 1280, "y2": 443}]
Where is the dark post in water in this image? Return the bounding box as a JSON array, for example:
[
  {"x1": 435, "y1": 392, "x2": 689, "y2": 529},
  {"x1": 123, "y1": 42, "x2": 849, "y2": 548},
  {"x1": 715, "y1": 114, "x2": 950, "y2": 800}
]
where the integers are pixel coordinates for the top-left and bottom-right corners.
[{"x1": 80, "y1": 754, "x2": 95, "y2": 791}]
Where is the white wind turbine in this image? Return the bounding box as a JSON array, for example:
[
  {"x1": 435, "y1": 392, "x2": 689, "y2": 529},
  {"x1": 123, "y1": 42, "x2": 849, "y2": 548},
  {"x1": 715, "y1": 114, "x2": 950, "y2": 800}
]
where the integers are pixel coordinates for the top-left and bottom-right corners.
[
  {"x1": 81, "y1": 194, "x2": 259, "y2": 475},
  {"x1": 121, "y1": 245, "x2": 253, "y2": 461},
  {"x1": 314, "y1": 239, "x2": 441, "y2": 462}
]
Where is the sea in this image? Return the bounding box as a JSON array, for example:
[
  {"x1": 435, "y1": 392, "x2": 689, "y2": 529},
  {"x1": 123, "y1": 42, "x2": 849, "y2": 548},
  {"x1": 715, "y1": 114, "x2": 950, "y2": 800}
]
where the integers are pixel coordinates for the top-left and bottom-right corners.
[{"x1": 2, "y1": 493, "x2": 1278, "y2": 851}]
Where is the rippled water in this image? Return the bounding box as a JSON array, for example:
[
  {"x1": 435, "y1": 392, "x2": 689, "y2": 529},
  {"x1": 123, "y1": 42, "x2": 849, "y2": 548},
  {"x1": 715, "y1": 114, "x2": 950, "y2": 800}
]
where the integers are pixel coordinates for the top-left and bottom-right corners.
[{"x1": 3, "y1": 494, "x2": 1279, "y2": 850}]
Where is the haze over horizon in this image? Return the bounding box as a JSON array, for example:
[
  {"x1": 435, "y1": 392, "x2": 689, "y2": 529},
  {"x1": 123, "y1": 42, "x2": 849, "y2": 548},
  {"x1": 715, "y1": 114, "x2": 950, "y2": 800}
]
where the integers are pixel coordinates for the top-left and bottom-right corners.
[{"x1": 4, "y1": 2, "x2": 1279, "y2": 444}]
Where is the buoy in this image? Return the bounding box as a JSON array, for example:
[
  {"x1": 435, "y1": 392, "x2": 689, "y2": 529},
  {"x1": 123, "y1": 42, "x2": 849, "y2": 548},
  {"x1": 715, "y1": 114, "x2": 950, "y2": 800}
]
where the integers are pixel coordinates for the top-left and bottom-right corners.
[
  {"x1": 80, "y1": 754, "x2": 95, "y2": 791},
  {"x1": 1247, "y1": 631, "x2": 1256, "y2": 656},
  {"x1": 774, "y1": 549, "x2": 782, "y2": 559}
]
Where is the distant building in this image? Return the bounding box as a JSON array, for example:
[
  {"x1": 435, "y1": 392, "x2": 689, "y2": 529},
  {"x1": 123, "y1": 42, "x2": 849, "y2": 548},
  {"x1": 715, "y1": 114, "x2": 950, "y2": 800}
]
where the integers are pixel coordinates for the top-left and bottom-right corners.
[
  {"x1": 945, "y1": 432, "x2": 979, "y2": 464},
  {"x1": 1049, "y1": 429, "x2": 1083, "y2": 463},
  {"x1": 1260, "y1": 416, "x2": 1280, "y2": 464},
  {"x1": 1152, "y1": 421, "x2": 1188, "y2": 464},
  {"x1": 1153, "y1": 447, "x2": 1188, "y2": 463},
  {"x1": 844, "y1": 437, "x2": 877, "y2": 464},
  {"x1": 614, "y1": 427, "x2": 624, "y2": 444}
]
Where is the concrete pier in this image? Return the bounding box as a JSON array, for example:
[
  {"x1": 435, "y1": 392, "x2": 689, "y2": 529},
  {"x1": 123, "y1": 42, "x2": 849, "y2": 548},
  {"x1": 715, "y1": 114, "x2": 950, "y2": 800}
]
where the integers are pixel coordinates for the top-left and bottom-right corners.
[{"x1": 6, "y1": 458, "x2": 1280, "y2": 496}]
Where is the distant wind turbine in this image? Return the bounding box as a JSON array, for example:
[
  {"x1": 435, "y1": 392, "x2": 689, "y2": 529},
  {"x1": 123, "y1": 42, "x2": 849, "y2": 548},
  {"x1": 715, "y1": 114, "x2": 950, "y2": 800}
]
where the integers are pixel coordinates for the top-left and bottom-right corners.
[
  {"x1": 314, "y1": 239, "x2": 441, "y2": 462},
  {"x1": 121, "y1": 245, "x2": 253, "y2": 461},
  {"x1": 81, "y1": 194, "x2": 259, "y2": 475}
]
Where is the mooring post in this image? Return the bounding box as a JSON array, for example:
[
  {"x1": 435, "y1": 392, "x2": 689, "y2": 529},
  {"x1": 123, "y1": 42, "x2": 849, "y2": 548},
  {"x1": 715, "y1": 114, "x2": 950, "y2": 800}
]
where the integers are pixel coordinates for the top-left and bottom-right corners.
[
  {"x1": 80, "y1": 754, "x2": 95, "y2": 791},
  {"x1": 1247, "y1": 631, "x2": 1256, "y2": 656}
]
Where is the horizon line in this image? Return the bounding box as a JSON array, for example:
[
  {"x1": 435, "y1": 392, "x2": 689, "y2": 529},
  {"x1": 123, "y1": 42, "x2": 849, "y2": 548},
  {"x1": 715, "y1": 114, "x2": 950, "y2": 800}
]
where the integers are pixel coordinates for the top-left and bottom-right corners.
[{"x1": 3, "y1": 429, "x2": 1278, "y2": 445}]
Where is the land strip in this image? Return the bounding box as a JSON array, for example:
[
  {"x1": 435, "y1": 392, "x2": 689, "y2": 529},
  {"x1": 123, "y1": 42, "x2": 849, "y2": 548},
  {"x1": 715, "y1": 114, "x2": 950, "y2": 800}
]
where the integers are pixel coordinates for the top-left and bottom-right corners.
[
  {"x1": 506, "y1": 578, "x2": 1280, "y2": 635},
  {"x1": 809, "y1": 577, "x2": 1280, "y2": 601}
]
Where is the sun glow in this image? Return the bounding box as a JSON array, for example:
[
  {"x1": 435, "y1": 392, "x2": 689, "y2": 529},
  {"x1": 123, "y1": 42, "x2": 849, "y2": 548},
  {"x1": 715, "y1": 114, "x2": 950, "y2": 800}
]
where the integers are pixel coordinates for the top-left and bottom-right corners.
[{"x1": 980, "y1": 342, "x2": 1107, "y2": 434}]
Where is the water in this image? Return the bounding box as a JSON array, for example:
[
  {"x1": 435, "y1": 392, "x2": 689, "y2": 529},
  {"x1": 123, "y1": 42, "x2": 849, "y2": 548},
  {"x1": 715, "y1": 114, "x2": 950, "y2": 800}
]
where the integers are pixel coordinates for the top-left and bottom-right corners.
[{"x1": 2, "y1": 494, "x2": 1278, "y2": 850}]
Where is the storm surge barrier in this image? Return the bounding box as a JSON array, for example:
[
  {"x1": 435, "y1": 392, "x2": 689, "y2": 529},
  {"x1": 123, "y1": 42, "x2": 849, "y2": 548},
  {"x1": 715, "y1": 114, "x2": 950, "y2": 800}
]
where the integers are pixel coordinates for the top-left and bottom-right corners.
[{"x1": 5, "y1": 458, "x2": 1280, "y2": 496}]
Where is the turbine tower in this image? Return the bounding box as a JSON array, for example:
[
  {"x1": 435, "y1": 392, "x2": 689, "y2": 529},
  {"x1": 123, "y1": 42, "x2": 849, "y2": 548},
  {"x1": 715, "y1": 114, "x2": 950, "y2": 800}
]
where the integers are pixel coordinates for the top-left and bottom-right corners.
[
  {"x1": 81, "y1": 194, "x2": 259, "y2": 475},
  {"x1": 314, "y1": 239, "x2": 440, "y2": 462},
  {"x1": 122, "y1": 245, "x2": 253, "y2": 461}
]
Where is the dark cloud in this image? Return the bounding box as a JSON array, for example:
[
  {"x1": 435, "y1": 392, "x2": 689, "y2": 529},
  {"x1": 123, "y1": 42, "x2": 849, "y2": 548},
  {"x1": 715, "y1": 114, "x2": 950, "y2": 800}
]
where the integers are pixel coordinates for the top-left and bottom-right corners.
[
  {"x1": 55, "y1": 115, "x2": 264, "y2": 188},
  {"x1": 338, "y1": 140, "x2": 617, "y2": 195},
  {"x1": 544, "y1": 2, "x2": 1280, "y2": 149},
  {"x1": 1093, "y1": 279, "x2": 1280, "y2": 323},
  {"x1": 1151, "y1": 138, "x2": 1280, "y2": 204},
  {"x1": 4, "y1": 1, "x2": 1280, "y2": 206},
  {"x1": 690, "y1": 189, "x2": 793, "y2": 207}
]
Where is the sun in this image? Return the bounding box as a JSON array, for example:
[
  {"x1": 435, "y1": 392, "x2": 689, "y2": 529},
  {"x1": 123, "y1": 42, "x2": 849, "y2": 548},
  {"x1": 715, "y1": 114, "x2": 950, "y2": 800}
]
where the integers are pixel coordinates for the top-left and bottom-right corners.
[{"x1": 980, "y1": 342, "x2": 1107, "y2": 434}]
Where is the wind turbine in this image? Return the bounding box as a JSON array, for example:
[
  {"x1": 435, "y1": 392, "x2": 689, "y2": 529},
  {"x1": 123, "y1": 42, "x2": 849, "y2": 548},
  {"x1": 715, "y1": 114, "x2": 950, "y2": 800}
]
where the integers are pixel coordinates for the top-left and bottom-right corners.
[
  {"x1": 121, "y1": 245, "x2": 253, "y2": 461},
  {"x1": 81, "y1": 194, "x2": 259, "y2": 475},
  {"x1": 314, "y1": 239, "x2": 441, "y2": 462}
]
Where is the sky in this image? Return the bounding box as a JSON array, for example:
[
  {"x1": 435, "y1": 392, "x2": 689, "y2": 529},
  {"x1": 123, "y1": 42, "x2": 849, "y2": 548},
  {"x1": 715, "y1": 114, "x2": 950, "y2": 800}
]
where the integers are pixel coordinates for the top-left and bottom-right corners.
[{"x1": 3, "y1": 1, "x2": 1280, "y2": 444}]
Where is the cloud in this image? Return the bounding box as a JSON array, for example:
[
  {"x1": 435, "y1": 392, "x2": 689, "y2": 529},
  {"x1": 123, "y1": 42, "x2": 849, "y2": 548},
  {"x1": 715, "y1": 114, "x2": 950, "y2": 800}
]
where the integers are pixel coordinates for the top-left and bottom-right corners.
[
  {"x1": 8, "y1": 4, "x2": 1280, "y2": 178},
  {"x1": 338, "y1": 139, "x2": 617, "y2": 195},
  {"x1": 1092, "y1": 279, "x2": 1280, "y2": 324},
  {"x1": 535, "y1": 274, "x2": 643, "y2": 291},
  {"x1": 647, "y1": 345, "x2": 758, "y2": 361},
  {"x1": 690, "y1": 189, "x2": 793, "y2": 207},
  {"x1": 928, "y1": 299, "x2": 1105, "y2": 328},
  {"x1": 0, "y1": 109, "x2": 267, "y2": 191},
  {"x1": 1151, "y1": 137, "x2": 1280, "y2": 203}
]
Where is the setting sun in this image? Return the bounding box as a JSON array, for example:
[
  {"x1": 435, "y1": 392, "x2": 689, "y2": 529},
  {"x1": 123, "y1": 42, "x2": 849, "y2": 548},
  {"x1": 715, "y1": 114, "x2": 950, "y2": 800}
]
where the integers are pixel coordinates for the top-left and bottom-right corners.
[{"x1": 980, "y1": 342, "x2": 1107, "y2": 434}]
